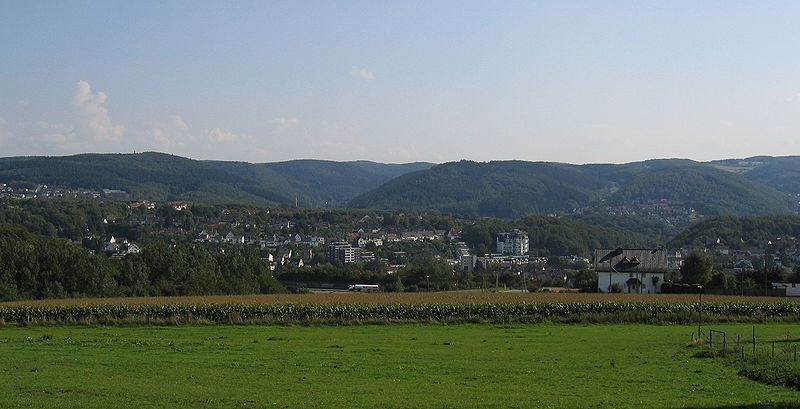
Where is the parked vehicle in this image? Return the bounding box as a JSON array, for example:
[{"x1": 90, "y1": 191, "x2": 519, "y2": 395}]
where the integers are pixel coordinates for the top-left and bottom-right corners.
[{"x1": 348, "y1": 284, "x2": 380, "y2": 292}]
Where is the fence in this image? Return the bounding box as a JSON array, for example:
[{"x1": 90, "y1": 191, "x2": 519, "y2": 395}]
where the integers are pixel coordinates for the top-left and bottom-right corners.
[{"x1": 703, "y1": 326, "x2": 800, "y2": 363}]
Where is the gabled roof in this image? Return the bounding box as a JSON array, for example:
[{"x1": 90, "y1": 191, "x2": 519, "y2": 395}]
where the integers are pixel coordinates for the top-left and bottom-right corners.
[{"x1": 594, "y1": 248, "x2": 668, "y2": 273}]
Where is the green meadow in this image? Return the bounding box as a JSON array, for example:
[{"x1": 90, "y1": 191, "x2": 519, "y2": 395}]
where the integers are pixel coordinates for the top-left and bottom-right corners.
[{"x1": 1, "y1": 324, "x2": 798, "y2": 409}]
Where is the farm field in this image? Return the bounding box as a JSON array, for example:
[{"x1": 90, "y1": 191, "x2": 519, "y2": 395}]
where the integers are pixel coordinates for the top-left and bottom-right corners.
[
  {"x1": 1, "y1": 323, "x2": 799, "y2": 409},
  {"x1": 2, "y1": 291, "x2": 798, "y2": 307}
]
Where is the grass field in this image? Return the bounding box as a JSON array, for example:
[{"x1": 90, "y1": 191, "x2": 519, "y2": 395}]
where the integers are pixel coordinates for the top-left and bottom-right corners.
[{"x1": 2, "y1": 323, "x2": 800, "y2": 408}]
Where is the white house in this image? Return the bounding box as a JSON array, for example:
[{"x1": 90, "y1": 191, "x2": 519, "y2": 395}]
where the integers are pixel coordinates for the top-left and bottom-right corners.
[
  {"x1": 772, "y1": 282, "x2": 800, "y2": 297},
  {"x1": 594, "y1": 248, "x2": 669, "y2": 294}
]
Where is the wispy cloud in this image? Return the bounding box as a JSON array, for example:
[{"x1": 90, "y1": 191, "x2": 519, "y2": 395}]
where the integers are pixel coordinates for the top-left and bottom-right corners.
[
  {"x1": 352, "y1": 67, "x2": 375, "y2": 81},
  {"x1": 172, "y1": 115, "x2": 189, "y2": 131},
  {"x1": 205, "y1": 127, "x2": 252, "y2": 143},
  {"x1": 72, "y1": 80, "x2": 125, "y2": 141},
  {"x1": 272, "y1": 116, "x2": 300, "y2": 126},
  {"x1": 38, "y1": 121, "x2": 76, "y2": 146}
]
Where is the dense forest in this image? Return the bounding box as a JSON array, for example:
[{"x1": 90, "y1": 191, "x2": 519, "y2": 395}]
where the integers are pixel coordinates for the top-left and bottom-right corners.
[
  {"x1": 350, "y1": 159, "x2": 796, "y2": 218},
  {"x1": 3, "y1": 153, "x2": 800, "y2": 219},
  {"x1": 349, "y1": 160, "x2": 602, "y2": 218},
  {"x1": 604, "y1": 166, "x2": 791, "y2": 215},
  {"x1": 461, "y1": 215, "x2": 661, "y2": 256},
  {"x1": 667, "y1": 215, "x2": 800, "y2": 249},
  {"x1": 0, "y1": 225, "x2": 284, "y2": 301},
  {"x1": 0, "y1": 152, "x2": 431, "y2": 207}
]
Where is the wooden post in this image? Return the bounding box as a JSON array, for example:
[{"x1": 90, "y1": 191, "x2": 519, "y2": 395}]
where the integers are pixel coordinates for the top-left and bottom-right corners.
[
  {"x1": 772, "y1": 341, "x2": 775, "y2": 358},
  {"x1": 753, "y1": 326, "x2": 756, "y2": 355},
  {"x1": 723, "y1": 332, "x2": 727, "y2": 356}
]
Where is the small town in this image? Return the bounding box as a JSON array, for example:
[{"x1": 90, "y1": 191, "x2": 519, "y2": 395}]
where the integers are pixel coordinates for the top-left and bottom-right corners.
[
  {"x1": 4, "y1": 2, "x2": 800, "y2": 407},
  {"x1": 3, "y1": 188, "x2": 799, "y2": 297}
]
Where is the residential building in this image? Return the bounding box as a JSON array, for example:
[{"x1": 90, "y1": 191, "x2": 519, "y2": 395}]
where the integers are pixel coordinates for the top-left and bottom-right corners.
[
  {"x1": 594, "y1": 248, "x2": 669, "y2": 294},
  {"x1": 496, "y1": 230, "x2": 529, "y2": 256},
  {"x1": 328, "y1": 242, "x2": 356, "y2": 264}
]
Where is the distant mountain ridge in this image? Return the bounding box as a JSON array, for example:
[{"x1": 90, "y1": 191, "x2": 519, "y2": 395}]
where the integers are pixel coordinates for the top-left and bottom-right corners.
[
  {"x1": 350, "y1": 158, "x2": 799, "y2": 218},
  {"x1": 0, "y1": 152, "x2": 433, "y2": 207},
  {"x1": 1, "y1": 152, "x2": 799, "y2": 219}
]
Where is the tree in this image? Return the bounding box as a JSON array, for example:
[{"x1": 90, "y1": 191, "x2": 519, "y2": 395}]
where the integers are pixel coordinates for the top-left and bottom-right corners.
[
  {"x1": 707, "y1": 272, "x2": 736, "y2": 289},
  {"x1": 680, "y1": 251, "x2": 713, "y2": 284}
]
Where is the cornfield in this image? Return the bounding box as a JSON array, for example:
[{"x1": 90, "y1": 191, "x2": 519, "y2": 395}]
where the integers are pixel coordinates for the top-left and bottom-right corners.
[{"x1": 2, "y1": 292, "x2": 800, "y2": 325}]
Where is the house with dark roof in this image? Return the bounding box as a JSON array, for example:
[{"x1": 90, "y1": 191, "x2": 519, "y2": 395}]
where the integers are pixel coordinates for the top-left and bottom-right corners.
[{"x1": 594, "y1": 248, "x2": 669, "y2": 294}]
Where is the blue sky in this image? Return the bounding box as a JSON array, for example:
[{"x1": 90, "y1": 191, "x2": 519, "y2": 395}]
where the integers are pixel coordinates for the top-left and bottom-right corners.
[{"x1": 2, "y1": 1, "x2": 800, "y2": 163}]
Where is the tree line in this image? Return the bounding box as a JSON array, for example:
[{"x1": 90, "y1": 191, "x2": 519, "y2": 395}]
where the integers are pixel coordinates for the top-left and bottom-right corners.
[{"x1": 0, "y1": 225, "x2": 284, "y2": 301}]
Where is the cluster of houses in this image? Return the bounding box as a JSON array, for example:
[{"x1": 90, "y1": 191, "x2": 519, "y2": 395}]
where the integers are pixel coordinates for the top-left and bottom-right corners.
[
  {"x1": 0, "y1": 183, "x2": 104, "y2": 200},
  {"x1": 102, "y1": 235, "x2": 140, "y2": 259},
  {"x1": 700, "y1": 237, "x2": 800, "y2": 274},
  {"x1": 195, "y1": 231, "x2": 328, "y2": 248}
]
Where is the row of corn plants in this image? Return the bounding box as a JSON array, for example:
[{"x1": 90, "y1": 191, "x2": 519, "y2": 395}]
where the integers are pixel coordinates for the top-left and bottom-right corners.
[{"x1": 2, "y1": 301, "x2": 800, "y2": 325}]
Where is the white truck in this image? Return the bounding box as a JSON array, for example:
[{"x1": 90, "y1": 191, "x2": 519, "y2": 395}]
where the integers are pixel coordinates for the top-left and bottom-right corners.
[{"x1": 348, "y1": 284, "x2": 380, "y2": 292}]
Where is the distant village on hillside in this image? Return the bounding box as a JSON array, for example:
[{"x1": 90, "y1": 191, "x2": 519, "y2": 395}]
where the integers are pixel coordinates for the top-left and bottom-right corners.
[{"x1": 3, "y1": 182, "x2": 800, "y2": 296}]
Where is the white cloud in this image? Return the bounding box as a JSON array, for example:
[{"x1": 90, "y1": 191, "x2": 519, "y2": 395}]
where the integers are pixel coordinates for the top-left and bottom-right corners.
[
  {"x1": 352, "y1": 67, "x2": 375, "y2": 81},
  {"x1": 205, "y1": 127, "x2": 252, "y2": 143},
  {"x1": 173, "y1": 115, "x2": 189, "y2": 131},
  {"x1": 149, "y1": 127, "x2": 172, "y2": 146},
  {"x1": 38, "y1": 121, "x2": 76, "y2": 147},
  {"x1": 72, "y1": 80, "x2": 125, "y2": 141},
  {"x1": 272, "y1": 116, "x2": 300, "y2": 126}
]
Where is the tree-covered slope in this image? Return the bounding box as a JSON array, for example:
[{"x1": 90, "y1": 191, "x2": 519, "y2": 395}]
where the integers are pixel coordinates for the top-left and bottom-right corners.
[
  {"x1": 460, "y1": 215, "x2": 662, "y2": 256},
  {"x1": 0, "y1": 152, "x2": 432, "y2": 206},
  {"x1": 711, "y1": 156, "x2": 800, "y2": 196},
  {"x1": 349, "y1": 160, "x2": 603, "y2": 218},
  {"x1": 605, "y1": 165, "x2": 792, "y2": 216},
  {"x1": 0, "y1": 152, "x2": 286, "y2": 205},
  {"x1": 667, "y1": 214, "x2": 800, "y2": 249},
  {"x1": 351, "y1": 159, "x2": 794, "y2": 218},
  {"x1": 256, "y1": 160, "x2": 433, "y2": 205}
]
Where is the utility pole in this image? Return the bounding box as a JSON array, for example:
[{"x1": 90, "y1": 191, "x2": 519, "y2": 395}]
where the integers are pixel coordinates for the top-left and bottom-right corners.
[{"x1": 765, "y1": 241, "x2": 771, "y2": 297}]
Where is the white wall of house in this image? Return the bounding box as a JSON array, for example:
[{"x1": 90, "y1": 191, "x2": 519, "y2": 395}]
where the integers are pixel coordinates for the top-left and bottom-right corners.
[
  {"x1": 597, "y1": 272, "x2": 666, "y2": 294},
  {"x1": 773, "y1": 282, "x2": 800, "y2": 297}
]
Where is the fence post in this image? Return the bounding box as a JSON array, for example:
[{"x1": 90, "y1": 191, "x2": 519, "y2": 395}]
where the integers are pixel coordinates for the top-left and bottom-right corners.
[
  {"x1": 741, "y1": 345, "x2": 745, "y2": 360},
  {"x1": 723, "y1": 332, "x2": 727, "y2": 356},
  {"x1": 710, "y1": 331, "x2": 713, "y2": 348},
  {"x1": 737, "y1": 334, "x2": 740, "y2": 349},
  {"x1": 795, "y1": 345, "x2": 797, "y2": 362},
  {"x1": 772, "y1": 341, "x2": 775, "y2": 358},
  {"x1": 753, "y1": 326, "x2": 756, "y2": 355}
]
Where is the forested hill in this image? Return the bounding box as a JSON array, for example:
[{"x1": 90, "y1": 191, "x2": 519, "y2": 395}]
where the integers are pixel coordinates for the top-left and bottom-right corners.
[
  {"x1": 1, "y1": 153, "x2": 797, "y2": 218},
  {"x1": 667, "y1": 215, "x2": 800, "y2": 249},
  {"x1": 710, "y1": 156, "x2": 800, "y2": 195},
  {"x1": 349, "y1": 161, "x2": 603, "y2": 218},
  {"x1": 603, "y1": 165, "x2": 791, "y2": 216},
  {"x1": 0, "y1": 152, "x2": 432, "y2": 206},
  {"x1": 350, "y1": 159, "x2": 795, "y2": 218}
]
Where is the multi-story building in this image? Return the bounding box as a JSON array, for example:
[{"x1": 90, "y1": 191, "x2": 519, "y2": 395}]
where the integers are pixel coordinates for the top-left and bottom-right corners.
[
  {"x1": 327, "y1": 241, "x2": 356, "y2": 264},
  {"x1": 496, "y1": 230, "x2": 529, "y2": 256}
]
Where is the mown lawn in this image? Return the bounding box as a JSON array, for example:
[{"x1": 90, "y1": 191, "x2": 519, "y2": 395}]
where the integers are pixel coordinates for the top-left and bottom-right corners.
[{"x1": 0, "y1": 323, "x2": 798, "y2": 408}]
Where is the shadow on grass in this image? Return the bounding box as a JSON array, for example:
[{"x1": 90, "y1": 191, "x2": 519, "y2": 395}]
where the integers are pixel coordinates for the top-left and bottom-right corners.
[{"x1": 682, "y1": 404, "x2": 800, "y2": 409}]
